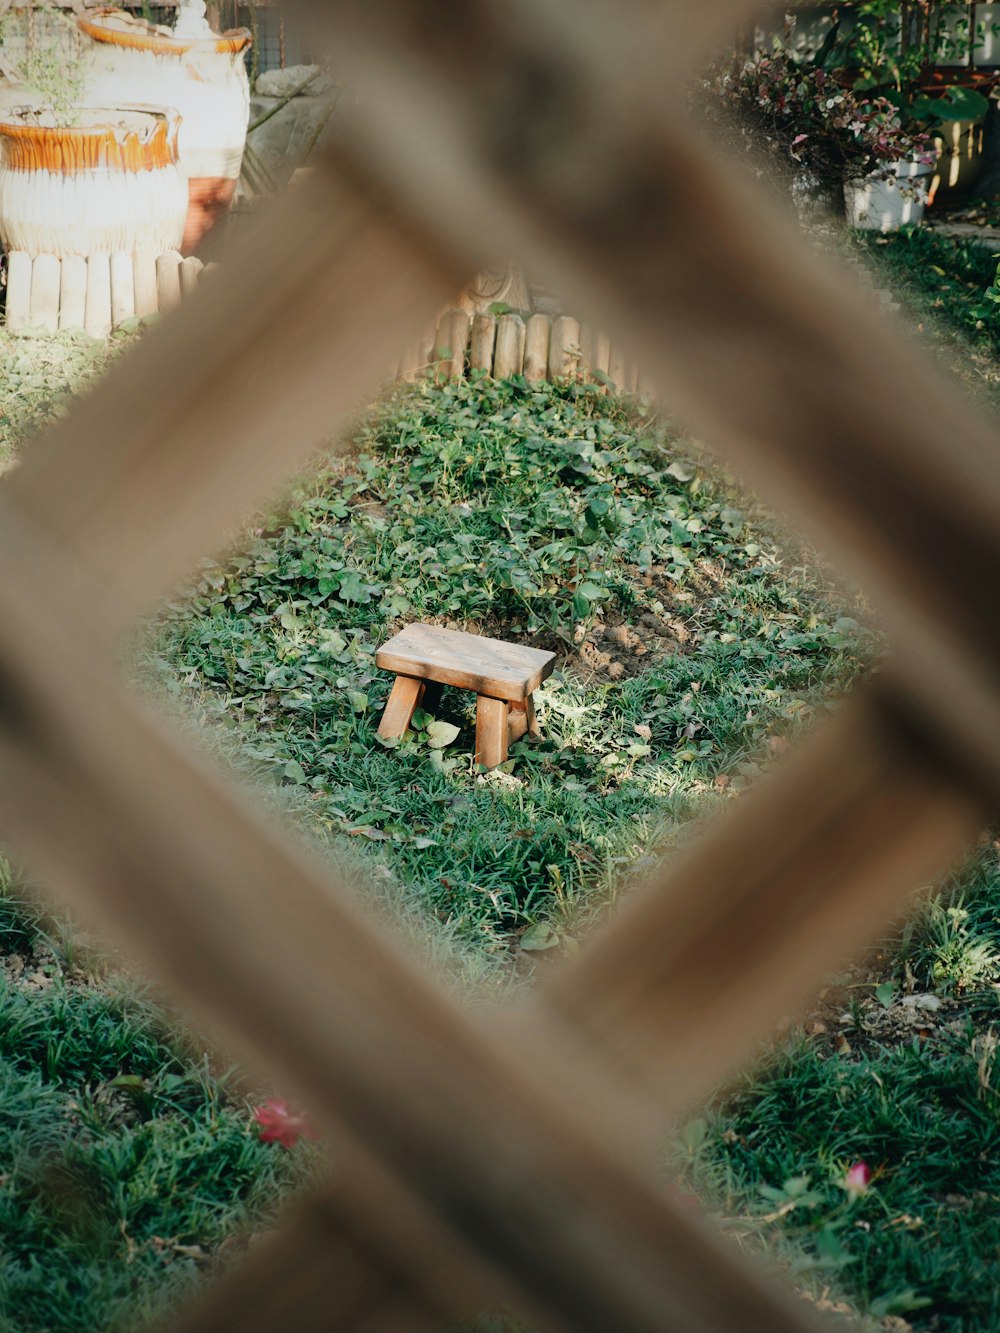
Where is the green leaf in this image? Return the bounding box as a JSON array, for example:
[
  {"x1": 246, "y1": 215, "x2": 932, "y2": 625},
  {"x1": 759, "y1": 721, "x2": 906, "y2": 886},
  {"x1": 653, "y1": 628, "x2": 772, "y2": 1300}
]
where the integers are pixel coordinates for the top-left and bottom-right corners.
[
  {"x1": 108, "y1": 1075, "x2": 147, "y2": 1095},
  {"x1": 666, "y1": 460, "x2": 696, "y2": 482},
  {"x1": 347, "y1": 690, "x2": 368, "y2": 712},
  {"x1": 875, "y1": 981, "x2": 895, "y2": 1009},
  {"x1": 520, "y1": 922, "x2": 560, "y2": 951},
  {"x1": 681, "y1": 1117, "x2": 708, "y2": 1154},
  {"x1": 577, "y1": 581, "x2": 604, "y2": 600},
  {"x1": 426, "y1": 719, "x2": 460, "y2": 748}
]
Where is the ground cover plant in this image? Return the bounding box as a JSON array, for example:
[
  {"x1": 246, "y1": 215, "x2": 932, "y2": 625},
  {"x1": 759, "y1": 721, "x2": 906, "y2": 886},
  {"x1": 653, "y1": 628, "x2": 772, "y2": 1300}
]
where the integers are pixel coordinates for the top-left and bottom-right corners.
[
  {"x1": 858, "y1": 226, "x2": 1000, "y2": 356},
  {"x1": 664, "y1": 230, "x2": 1000, "y2": 1331},
  {"x1": 5, "y1": 273, "x2": 1000, "y2": 1331},
  {"x1": 0, "y1": 863, "x2": 312, "y2": 1333},
  {"x1": 150, "y1": 373, "x2": 872, "y2": 961}
]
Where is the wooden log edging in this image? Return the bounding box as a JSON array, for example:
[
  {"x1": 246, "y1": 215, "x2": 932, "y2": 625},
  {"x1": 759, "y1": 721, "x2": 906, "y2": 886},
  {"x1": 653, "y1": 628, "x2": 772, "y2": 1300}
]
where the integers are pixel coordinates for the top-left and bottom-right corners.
[
  {"x1": 401, "y1": 305, "x2": 641, "y2": 393},
  {"x1": 4, "y1": 249, "x2": 208, "y2": 339}
]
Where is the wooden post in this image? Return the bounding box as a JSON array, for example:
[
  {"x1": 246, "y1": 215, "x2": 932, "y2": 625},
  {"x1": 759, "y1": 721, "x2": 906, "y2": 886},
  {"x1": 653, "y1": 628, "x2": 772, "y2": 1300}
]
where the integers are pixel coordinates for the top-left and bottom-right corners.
[
  {"x1": 179, "y1": 256, "x2": 205, "y2": 301},
  {"x1": 469, "y1": 312, "x2": 497, "y2": 374},
  {"x1": 5, "y1": 252, "x2": 32, "y2": 333},
  {"x1": 84, "y1": 253, "x2": 112, "y2": 339},
  {"x1": 397, "y1": 343, "x2": 422, "y2": 382},
  {"x1": 29, "y1": 254, "x2": 60, "y2": 333},
  {"x1": 433, "y1": 307, "x2": 470, "y2": 380},
  {"x1": 416, "y1": 321, "x2": 437, "y2": 377},
  {"x1": 377, "y1": 675, "x2": 426, "y2": 739},
  {"x1": 59, "y1": 255, "x2": 88, "y2": 330},
  {"x1": 155, "y1": 251, "x2": 182, "y2": 315},
  {"x1": 475, "y1": 694, "x2": 509, "y2": 768},
  {"x1": 493, "y1": 312, "x2": 525, "y2": 378},
  {"x1": 524, "y1": 313, "x2": 551, "y2": 381},
  {"x1": 110, "y1": 251, "x2": 136, "y2": 329},
  {"x1": 593, "y1": 331, "x2": 611, "y2": 382},
  {"x1": 508, "y1": 700, "x2": 529, "y2": 743},
  {"x1": 133, "y1": 249, "x2": 159, "y2": 319},
  {"x1": 608, "y1": 345, "x2": 631, "y2": 395},
  {"x1": 548, "y1": 315, "x2": 581, "y2": 380}
]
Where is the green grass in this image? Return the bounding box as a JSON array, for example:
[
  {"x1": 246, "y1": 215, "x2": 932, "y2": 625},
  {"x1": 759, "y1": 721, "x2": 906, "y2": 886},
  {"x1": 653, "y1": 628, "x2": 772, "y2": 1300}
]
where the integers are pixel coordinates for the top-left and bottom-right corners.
[
  {"x1": 670, "y1": 231, "x2": 1000, "y2": 1331},
  {"x1": 0, "y1": 328, "x2": 132, "y2": 470},
  {"x1": 0, "y1": 870, "x2": 313, "y2": 1333},
  {"x1": 5, "y1": 279, "x2": 1000, "y2": 1331},
  {"x1": 148, "y1": 374, "x2": 871, "y2": 959}
]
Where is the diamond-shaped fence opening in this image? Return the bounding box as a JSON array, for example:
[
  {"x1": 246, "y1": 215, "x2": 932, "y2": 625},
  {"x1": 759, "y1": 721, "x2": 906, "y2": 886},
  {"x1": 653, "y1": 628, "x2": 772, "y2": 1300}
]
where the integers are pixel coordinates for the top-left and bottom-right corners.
[{"x1": 0, "y1": 2, "x2": 995, "y2": 1331}]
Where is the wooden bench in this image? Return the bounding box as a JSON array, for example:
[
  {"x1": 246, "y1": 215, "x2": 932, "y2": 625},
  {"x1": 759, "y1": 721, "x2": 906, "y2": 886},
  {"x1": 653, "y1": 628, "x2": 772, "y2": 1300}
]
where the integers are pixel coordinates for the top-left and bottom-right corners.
[{"x1": 375, "y1": 623, "x2": 556, "y2": 769}]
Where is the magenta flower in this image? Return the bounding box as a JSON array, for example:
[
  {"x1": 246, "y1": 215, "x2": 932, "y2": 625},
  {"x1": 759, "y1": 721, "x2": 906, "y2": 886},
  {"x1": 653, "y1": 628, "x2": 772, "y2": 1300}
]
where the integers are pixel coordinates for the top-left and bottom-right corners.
[
  {"x1": 253, "y1": 1098, "x2": 318, "y2": 1148},
  {"x1": 843, "y1": 1161, "x2": 872, "y2": 1197}
]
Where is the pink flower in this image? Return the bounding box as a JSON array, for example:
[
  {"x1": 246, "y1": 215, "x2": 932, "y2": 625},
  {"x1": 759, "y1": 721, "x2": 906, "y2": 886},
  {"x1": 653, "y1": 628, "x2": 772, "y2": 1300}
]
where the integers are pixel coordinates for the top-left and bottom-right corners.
[
  {"x1": 253, "y1": 1098, "x2": 318, "y2": 1148},
  {"x1": 843, "y1": 1161, "x2": 872, "y2": 1197}
]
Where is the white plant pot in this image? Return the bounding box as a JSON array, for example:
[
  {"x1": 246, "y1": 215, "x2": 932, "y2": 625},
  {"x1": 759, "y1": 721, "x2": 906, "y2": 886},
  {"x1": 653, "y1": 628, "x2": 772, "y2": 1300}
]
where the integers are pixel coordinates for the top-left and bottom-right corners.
[
  {"x1": 0, "y1": 105, "x2": 187, "y2": 257},
  {"x1": 77, "y1": 7, "x2": 251, "y2": 253},
  {"x1": 844, "y1": 160, "x2": 934, "y2": 232}
]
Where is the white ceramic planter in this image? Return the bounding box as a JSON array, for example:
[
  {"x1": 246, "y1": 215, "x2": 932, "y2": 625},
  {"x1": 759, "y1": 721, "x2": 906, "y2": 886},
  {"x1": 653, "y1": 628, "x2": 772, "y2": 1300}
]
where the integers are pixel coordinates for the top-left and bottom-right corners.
[
  {"x1": 78, "y1": 7, "x2": 251, "y2": 252},
  {"x1": 844, "y1": 160, "x2": 934, "y2": 232},
  {"x1": 0, "y1": 105, "x2": 187, "y2": 257}
]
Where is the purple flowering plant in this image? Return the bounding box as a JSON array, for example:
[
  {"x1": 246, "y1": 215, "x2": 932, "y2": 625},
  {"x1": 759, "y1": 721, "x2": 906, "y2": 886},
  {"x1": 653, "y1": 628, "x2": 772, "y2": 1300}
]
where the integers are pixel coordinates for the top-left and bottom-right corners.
[{"x1": 712, "y1": 49, "x2": 934, "y2": 197}]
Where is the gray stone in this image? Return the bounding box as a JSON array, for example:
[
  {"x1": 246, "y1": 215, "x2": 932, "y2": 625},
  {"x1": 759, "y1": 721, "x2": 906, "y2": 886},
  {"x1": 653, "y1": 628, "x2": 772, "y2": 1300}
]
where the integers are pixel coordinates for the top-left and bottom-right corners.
[
  {"x1": 245, "y1": 94, "x2": 342, "y2": 191},
  {"x1": 254, "y1": 64, "x2": 321, "y2": 98}
]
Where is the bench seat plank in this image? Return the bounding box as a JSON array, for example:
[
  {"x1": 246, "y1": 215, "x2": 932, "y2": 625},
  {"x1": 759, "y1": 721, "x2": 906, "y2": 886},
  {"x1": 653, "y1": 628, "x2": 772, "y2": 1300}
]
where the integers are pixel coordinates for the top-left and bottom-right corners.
[{"x1": 376, "y1": 624, "x2": 555, "y2": 701}]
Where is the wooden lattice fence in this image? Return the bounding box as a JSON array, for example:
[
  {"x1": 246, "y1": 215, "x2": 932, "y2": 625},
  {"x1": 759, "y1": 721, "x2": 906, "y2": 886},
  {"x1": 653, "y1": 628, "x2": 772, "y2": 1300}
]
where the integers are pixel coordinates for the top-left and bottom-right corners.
[{"x1": 0, "y1": 2, "x2": 995, "y2": 1332}]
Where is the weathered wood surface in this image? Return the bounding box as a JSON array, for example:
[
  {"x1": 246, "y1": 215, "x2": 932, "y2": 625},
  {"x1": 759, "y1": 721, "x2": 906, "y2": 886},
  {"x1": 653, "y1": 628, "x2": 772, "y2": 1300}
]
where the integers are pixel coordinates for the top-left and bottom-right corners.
[
  {"x1": 110, "y1": 250, "x2": 136, "y2": 329},
  {"x1": 434, "y1": 306, "x2": 470, "y2": 380},
  {"x1": 376, "y1": 623, "x2": 555, "y2": 701},
  {"x1": 155, "y1": 250, "x2": 182, "y2": 315},
  {"x1": 59, "y1": 255, "x2": 88, "y2": 330},
  {"x1": 549, "y1": 313, "x2": 581, "y2": 379},
  {"x1": 29, "y1": 253, "x2": 60, "y2": 333},
  {"x1": 133, "y1": 249, "x2": 159, "y2": 320},
  {"x1": 469, "y1": 311, "x2": 497, "y2": 372},
  {"x1": 474, "y1": 693, "x2": 509, "y2": 768},
  {"x1": 4, "y1": 251, "x2": 31, "y2": 332},
  {"x1": 84, "y1": 252, "x2": 111, "y2": 339},
  {"x1": 492, "y1": 311, "x2": 525, "y2": 377},
  {"x1": 376, "y1": 673, "x2": 426, "y2": 739},
  {"x1": 523, "y1": 312, "x2": 551, "y2": 381}
]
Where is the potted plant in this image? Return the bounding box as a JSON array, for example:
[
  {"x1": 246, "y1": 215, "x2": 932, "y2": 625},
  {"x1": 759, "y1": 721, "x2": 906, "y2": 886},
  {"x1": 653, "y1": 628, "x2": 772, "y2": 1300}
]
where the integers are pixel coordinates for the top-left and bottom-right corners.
[
  {"x1": 77, "y1": 0, "x2": 253, "y2": 253},
  {"x1": 0, "y1": 4, "x2": 188, "y2": 257},
  {"x1": 710, "y1": 47, "x2": 934, "y2": 228},
  {"x1": 0, "y1": 103, "x2": 187, "y2": 256},
  {"x1": 782, "y1": 1, "x2": 999, "y2": 202}
]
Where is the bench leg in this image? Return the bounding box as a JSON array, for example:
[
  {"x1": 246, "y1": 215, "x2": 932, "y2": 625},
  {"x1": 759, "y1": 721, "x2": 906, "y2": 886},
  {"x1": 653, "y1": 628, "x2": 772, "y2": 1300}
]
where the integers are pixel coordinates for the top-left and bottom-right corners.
[
  {"x1": 378, "y1": 675, "x2": 426, "y2": 739},
  {"x1": 508, "y1": 695, "x2": 539, "y2": 744},
  {"x1": 475, "y1": 695, "x2": 509, "y2": 769},
  {"x1": 526, "y1": 694, "x2": 539, "y2": 736}
]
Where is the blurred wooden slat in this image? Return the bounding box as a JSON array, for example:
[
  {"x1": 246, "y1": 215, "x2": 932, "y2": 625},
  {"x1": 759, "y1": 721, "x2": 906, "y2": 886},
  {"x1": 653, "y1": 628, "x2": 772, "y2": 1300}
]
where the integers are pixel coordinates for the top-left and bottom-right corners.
[
  {"x1": 7, "y1": 166, "x2": 456, "y2": 630},
  {"x1": 168, "y1": 1189, "x2": 449, "y2": 1333},
  {"x1": 0, "y1": 477, "x2": 832, "y2": 1333},
  {"x1": 315, "y1": 0, "x2": 1000, "y2": 805},
  {"x1": 541, "y1": 685, "x2": 981, "y2": 1108},
  {"x1": 0, "y1": 3, "x2": 989, "y2": 1333}
]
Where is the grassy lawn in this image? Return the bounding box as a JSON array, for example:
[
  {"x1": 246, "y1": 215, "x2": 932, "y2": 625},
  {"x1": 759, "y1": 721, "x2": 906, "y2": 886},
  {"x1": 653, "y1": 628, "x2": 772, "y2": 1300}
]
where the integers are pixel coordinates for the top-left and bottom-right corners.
[
  {"x1": 2, "y1": 230, "x2": 1000, "y2": 1333},
  {"x1": 0, "y1": 866, "x2": 311, "y2": 1333},
  {"x1": 148, "y1": 374, "x2": 870, "y2": 964}
]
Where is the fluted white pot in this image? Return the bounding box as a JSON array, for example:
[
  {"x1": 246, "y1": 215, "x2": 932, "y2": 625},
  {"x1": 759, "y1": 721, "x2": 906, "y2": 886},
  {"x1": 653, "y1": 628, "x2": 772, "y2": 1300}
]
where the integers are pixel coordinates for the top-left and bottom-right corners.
[
  {"x1": 844, "y1": 159, "x2": 934, "y2": 232},
  {"x1": 0, "y1": 105, "x2": 187, "y2": 257},
  {"x1": 78, "y1": 7, "x2": 251, "y2": 253}
]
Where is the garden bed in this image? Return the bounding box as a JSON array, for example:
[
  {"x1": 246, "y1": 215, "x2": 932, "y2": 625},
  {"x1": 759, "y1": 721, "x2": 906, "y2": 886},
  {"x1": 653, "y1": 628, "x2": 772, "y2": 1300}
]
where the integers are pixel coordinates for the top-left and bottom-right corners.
[
  {"x1": 2, "y1": 307, "x2": 1000, "y2": 1330},
  {"x1": 0, "y1": 869, "x2": 312, "y2": 1333}
]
